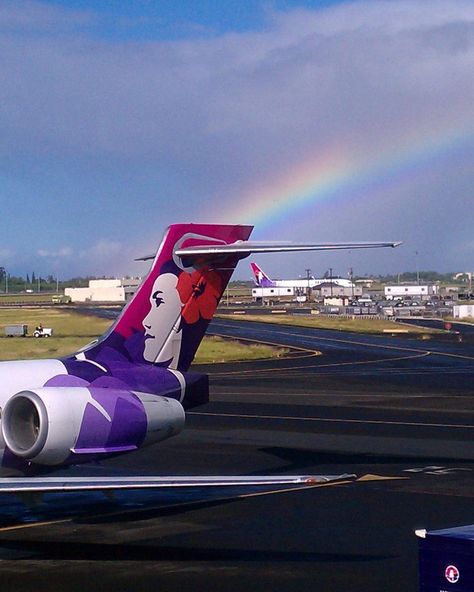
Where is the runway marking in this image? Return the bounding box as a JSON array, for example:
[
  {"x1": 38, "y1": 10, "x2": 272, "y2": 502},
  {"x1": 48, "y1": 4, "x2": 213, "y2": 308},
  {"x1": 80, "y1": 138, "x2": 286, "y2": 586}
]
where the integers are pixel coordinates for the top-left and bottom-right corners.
[
  {"x1": 211, "y1": 391, "x2": 473, "y2": 400},
  {"x1": 0, "y1": 518, "x2": 71, "y2": 533},
  {"x1": 403, "y1": 466, "x2": 473, "y2": 475},
  {"x1": 357, "y1": 474, "x2": 407, "y2": 482},
  {"x1": 236, "y1": 478, "x2": 355, "y2": 499},
  {"x1": 211, "y1": 351, "x2": 432, "y2": 376},
  {"x1": 189, "y1": 410, "x2": 474, "y2": 430}
]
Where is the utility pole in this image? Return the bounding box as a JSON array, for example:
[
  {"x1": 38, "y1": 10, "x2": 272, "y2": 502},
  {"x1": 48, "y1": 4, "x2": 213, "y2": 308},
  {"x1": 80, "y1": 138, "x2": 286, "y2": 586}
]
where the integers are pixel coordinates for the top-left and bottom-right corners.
[
  {"x1": 349, "y1": 267, "x2": 354, "y2": 299},
  {"x1": 5, "y1": 271, "x2": 8, "y2": 294},
  {"x1": 416, "y1": 251, "x2": 420, "y2": 285},
  {"x1": 305, "y1": 268, "x2": 311, "y2": 302},
  {"x1": 329, "y1": 267, "x2": 333, "y2": 297}
]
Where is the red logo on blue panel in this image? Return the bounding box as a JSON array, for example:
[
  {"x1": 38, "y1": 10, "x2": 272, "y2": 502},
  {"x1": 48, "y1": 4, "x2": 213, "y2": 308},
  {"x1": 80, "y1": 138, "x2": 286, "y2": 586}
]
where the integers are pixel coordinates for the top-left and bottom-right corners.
[{"x1": 445, "y1": 564, "x2": 460, "y2": 584}]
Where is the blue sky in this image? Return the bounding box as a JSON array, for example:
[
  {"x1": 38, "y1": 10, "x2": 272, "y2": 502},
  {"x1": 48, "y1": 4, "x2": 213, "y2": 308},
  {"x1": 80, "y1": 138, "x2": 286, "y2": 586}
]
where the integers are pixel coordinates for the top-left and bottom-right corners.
[
  {"x1": 43, "y1": 1, "x2": 350, "y2": 39},
  {"x1": 0, "y1": 0, "x2": 473, "y2": 281}
]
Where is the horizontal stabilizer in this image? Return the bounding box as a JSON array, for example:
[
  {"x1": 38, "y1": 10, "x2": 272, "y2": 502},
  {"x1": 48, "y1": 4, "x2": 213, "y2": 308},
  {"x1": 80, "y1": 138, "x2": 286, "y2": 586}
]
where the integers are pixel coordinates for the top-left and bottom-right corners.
[
  {"x1": 0, "y1": 474, "x2": 355, "y2": 493},
  {"x1": 136, "y1": 241, "x2": 402, "y2": 262}
]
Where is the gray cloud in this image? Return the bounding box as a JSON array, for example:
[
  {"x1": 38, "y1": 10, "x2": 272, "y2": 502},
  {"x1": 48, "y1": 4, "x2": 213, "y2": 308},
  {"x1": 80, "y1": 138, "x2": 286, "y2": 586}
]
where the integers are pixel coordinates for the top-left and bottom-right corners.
[
  {"x1": 0, "y1": 249, "x2": 15, "y2": 262},
  {"x1": 0, "y1": 1, "x2": 473, "y2": 277},
  {"x1": 37, "y1": 247, "x2": 73, "y2": 258}
]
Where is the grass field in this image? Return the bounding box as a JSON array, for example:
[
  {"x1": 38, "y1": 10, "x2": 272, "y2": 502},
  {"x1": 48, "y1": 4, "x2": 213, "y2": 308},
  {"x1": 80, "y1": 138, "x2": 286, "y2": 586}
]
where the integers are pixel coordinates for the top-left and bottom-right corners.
[
  {"x1": 0, "y1": 308, "x2": 111, "y2": 360},
  {"x1": 217, "y1": 313, "x2": 442, "y2": 334},
  {"x1": 193, "y1": 335, "x2": 286, "y2": 364},
  {"x1": 0, "y1": 308, "x2": 285, "y2": 363},
  {"x1": 0, "y1": 293, "x2": 59, "y2": 303}
]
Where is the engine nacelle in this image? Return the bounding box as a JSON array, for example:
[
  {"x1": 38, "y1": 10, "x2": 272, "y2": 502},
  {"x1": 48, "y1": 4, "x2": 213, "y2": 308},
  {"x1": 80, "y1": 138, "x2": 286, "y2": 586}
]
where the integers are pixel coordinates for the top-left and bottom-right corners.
[{"x1": 1, "y1": 387, "x2": 185, "y2": 466}]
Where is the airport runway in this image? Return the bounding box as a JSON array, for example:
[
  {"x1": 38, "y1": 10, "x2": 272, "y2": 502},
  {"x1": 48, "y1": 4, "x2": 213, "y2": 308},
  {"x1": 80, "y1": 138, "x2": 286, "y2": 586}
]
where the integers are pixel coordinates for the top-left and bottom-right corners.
[{"x1": 1, "y1": 317, "x2": 474, "y2": 591}]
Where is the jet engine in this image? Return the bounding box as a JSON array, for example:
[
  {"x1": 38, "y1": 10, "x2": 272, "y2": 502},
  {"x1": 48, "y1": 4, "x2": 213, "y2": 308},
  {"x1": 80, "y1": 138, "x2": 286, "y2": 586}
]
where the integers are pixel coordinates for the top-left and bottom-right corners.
[{"x1": 1, "y1": 387, "x2": 185, "y2": 466}]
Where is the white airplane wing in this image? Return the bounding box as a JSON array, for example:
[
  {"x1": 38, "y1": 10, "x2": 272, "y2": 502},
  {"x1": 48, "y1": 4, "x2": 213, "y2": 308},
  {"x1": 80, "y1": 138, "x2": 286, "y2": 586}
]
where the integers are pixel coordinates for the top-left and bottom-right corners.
[{"x1": 0, "y1": 474, "x2": 355, "y2": 493}]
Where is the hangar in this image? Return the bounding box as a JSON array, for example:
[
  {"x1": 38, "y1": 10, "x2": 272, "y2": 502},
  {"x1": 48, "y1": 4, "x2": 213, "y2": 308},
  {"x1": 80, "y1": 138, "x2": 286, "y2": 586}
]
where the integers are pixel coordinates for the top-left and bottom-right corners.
[{"x1": 65, "y1": 278, "x2": 140, "y2": 303}]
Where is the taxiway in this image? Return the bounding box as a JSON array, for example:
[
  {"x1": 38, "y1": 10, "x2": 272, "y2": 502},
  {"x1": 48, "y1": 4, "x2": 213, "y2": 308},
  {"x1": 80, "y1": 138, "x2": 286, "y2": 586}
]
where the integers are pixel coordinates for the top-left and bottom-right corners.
[{"x1": 0, "y1": 317, "x2": 473, "y2": 591}]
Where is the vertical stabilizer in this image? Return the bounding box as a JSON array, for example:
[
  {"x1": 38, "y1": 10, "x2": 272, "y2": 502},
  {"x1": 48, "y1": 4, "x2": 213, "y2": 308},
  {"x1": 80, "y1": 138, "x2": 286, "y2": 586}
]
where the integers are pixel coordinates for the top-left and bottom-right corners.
[
  {"x1": 250, "y1": 262, "x2": 275, "y2": 287},
  {"x1": 78, "y1": 224, "x2": 253, "y2": 372}
]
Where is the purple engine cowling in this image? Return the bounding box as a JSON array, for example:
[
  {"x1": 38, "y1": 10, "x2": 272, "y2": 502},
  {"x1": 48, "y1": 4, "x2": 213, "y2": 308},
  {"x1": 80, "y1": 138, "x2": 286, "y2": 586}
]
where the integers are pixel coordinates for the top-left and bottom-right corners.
[{"x1": 1, "y1": 387, "x2": 185, "y2": 466}]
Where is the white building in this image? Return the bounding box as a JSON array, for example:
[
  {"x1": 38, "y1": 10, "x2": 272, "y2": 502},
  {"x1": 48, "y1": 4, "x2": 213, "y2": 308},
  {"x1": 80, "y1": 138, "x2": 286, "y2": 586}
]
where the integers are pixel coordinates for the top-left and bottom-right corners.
[
  {"x1": 324, "y1": 296, "x2": 351, "y2": 306},
  {"x1": 252, "y1": 286, "x2": 295, "y2": 301},
  {"x1": 314, "y1": 282, "x2": 362, "y2": 299},
  {"x1": 453, "y1": 305, "x2": 474, "y2": 319},
  {"x1": 384, "y1": 285, "x2": 438, "y2": 301},
  {"x1": 65, "y1": 278, "x2": 141, "y2": 303}
]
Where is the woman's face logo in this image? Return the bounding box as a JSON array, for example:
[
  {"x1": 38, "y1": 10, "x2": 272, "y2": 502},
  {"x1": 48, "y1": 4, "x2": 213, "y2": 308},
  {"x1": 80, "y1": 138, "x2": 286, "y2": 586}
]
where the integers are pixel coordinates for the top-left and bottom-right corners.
[{"x1": 142, "y1": 273, "x2": 183, "y2": 365}]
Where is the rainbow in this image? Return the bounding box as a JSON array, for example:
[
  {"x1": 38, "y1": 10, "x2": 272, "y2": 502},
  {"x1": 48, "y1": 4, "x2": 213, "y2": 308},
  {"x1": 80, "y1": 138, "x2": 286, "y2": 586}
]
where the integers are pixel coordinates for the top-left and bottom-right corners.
[{"x1": 220, "y1": 121, "x2": 473, "y2": 233}]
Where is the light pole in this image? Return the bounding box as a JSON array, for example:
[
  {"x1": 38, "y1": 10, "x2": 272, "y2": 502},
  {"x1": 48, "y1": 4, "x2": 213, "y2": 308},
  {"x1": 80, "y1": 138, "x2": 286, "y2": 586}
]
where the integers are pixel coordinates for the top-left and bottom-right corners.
[{"x1": 5, "y1": 269, "x2": 8, "y2": 294}]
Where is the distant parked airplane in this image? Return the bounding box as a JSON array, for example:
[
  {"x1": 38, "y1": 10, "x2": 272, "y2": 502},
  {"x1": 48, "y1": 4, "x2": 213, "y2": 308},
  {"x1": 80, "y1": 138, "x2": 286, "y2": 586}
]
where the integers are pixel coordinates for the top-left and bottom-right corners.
[
  {"x1": 251, "y1": 262, "x2": 354, "y2": 290},
  {"x1": 0, "y1": 224, "x2": 400, "y2": 502}
]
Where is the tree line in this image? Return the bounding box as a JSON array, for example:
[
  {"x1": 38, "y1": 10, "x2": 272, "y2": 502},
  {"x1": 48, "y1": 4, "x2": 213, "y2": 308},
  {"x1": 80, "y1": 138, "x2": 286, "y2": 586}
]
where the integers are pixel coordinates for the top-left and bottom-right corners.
[{"x1": 0, "y1": 267, "x2": 112, "y2": 293}]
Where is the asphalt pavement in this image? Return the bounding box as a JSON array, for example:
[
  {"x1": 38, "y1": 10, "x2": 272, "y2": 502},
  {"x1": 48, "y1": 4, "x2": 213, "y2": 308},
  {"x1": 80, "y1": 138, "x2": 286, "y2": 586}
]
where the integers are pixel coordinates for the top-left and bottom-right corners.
[{"x1": 1, "y1": 317, "x2": 474, "y2": 591}]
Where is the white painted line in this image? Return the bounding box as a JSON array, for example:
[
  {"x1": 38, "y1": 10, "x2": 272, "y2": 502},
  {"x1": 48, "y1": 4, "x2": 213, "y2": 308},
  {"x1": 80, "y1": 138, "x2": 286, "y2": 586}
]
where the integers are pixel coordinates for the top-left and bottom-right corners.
[{"x1": 189, "y1": 411, "x2": 474, "y2": 430}]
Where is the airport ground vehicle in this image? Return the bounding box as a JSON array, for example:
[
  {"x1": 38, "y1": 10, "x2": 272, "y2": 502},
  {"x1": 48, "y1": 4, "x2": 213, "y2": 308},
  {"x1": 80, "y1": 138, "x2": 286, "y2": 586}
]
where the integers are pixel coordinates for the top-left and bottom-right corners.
[
  {"x1": 33, "y1": 327, "x2": 53, "y2": 337},
  {"x1": 4, "y1": 324, "x2": 28, "y2": 337},
  {"x1": 51, "y1": 294, "x2": 71, "y2": 304}
]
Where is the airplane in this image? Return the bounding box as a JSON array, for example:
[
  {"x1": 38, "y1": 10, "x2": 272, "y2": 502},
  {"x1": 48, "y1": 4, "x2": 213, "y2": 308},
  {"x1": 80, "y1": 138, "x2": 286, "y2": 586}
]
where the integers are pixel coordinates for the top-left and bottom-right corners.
[
  {"x1": 0, "y1": 224, "x2": 400, "y2": 503},
  {"x1": 251, "y1": 262, "x2": 354, "y2": 290}
]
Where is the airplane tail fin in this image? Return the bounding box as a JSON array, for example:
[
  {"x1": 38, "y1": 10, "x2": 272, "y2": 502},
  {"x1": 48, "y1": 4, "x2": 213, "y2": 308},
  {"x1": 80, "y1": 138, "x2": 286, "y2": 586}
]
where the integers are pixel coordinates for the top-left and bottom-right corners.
[
  {"x1": 78, "y1": 224, "x2": 253, "y2": 372},
  {"x1": 250, "y1": 262, "x2": 275, "y2": 287}
]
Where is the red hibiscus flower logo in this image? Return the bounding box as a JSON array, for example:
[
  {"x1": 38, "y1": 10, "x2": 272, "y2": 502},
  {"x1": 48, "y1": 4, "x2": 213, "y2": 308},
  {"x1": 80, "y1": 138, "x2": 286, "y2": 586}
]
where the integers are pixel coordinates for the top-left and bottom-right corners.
[{"x1": 177, "y1": 268, "x2": 223, "y2": 324}]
